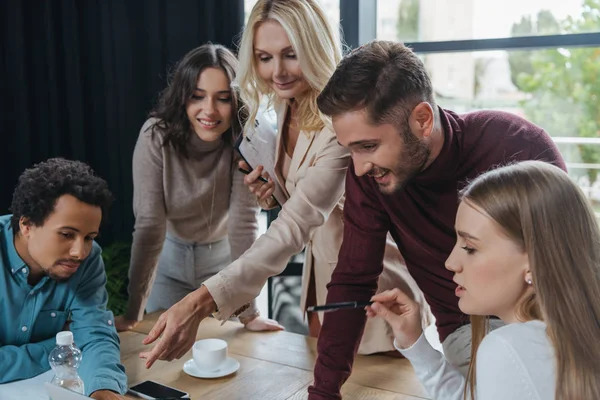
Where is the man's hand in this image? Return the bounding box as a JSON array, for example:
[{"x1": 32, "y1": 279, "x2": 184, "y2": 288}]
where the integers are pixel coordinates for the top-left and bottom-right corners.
[
  {"x1": 243, "y1": 316, "x2": 285, "y2": 332},
  {"x1": 90, "y1": 389, "x2": 125, "y2": 400},
  {"x1": 139, "y1": 286, "x2": 216, "y2": 368},
  {"x1": 366, "y1": 288, "x2": 423, "y2": 349},
  {"x1": 114, "y1": 316, "x2": 139, "y2": 332}
]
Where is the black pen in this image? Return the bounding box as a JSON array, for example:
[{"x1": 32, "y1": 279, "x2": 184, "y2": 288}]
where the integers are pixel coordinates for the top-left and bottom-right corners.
[
  {"x1": 307, "y1": 301, "x2": 374, "y2": 313},
  {"x1": 238, "y1": 167, "x2": 269, "y2": 183}
]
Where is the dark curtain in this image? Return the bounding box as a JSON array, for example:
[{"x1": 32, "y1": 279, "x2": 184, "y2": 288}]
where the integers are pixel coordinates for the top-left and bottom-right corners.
[{"x1": 0, "y1": 0, "x2": 245, "y2": 246}]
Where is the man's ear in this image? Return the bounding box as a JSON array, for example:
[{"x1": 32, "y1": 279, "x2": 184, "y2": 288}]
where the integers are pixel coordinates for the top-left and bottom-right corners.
[
  {"x1": 19, "y1": 217, "x2": 33, "y2": 237},
  {"x1": 408, "y1": 102, "x2": 435, "y2": 139}
]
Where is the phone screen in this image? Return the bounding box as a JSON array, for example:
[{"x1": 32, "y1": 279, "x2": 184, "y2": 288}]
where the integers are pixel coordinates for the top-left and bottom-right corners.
[{"x1": 129, "y1": 380, "x2": 187, "y2": 398}]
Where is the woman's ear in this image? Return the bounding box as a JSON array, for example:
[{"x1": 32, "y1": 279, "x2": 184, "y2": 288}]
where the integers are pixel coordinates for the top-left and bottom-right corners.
[{"x1": 525, "y1": 271, "x2": 533, "y2": 286}]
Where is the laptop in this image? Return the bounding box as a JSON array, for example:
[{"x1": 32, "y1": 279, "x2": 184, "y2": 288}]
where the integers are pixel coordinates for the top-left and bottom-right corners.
[{"x1": 45, "y1": 383, "x2": 91, "y2": 399}]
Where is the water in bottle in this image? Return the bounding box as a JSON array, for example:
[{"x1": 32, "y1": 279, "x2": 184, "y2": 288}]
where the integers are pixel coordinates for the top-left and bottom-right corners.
[{"x1": 48, "y1": 331, "x2": 85, "y2": 395}]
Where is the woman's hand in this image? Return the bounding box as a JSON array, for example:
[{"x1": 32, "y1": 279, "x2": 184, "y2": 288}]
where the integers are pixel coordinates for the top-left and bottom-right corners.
[
  {"x1": 139, "y1": 287, "x2": 215, "y2": 368},
  {"x1": 242, "y1": 315, "x2": 285, "y2": 332},
  {"x1": 114, "y1": 316, "x2": 140, "y2": 332},
  {"x1": 239, "y1": 160, "x2": 275, "y2": 202},
  {"x1": 366, "y1": 288, "x2": 424, "y2": 349},
  {"x1": 90, "y1": 390, "x2": 126, "y2": 400}
]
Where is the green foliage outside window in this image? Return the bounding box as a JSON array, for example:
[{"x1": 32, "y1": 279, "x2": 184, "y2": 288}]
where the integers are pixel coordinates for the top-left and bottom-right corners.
[
  {"x1": 510, "y1": 1, "x2": 600, "y2": 184},
  {"x1": 396, "y1": 0, "x2": 420, "y2": 42}
]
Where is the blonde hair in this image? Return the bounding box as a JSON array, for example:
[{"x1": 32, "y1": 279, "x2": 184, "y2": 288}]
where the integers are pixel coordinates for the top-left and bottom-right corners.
[
  {"x1": 237, "y1": 0, "x2": 342, "y2": 134},
  {"x1": 460, "y1": 161, "x2": 600, "y2": 400}
]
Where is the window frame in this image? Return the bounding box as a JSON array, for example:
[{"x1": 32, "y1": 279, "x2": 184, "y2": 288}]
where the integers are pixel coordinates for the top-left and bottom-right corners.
[{"x1": 339, "y1": 1, "x2": 600, "y2": 51}]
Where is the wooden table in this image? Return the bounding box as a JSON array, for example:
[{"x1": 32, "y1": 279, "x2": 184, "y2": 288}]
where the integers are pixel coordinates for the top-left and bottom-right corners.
[{"x1": 120, "y1": 312, "x2": 429, "y2": 400}]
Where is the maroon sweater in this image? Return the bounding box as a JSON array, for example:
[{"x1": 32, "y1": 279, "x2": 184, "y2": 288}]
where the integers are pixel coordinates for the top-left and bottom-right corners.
[{"x1": 308, "y1": 108, "x2": 566, "y2": 399}]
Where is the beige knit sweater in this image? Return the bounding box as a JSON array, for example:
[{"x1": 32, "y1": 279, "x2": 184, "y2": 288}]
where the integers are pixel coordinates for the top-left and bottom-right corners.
[{"x1": 125, "y1": 118, "x2": 260, "y2": 321}]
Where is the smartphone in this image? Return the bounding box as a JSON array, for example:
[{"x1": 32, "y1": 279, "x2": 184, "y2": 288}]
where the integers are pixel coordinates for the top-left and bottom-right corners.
[{"x1": 128, "y1": 380, "x2": 189, "y2": 399}]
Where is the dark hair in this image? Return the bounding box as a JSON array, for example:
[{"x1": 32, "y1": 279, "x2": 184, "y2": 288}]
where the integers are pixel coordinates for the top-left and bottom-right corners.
[
  {"x1": 317, "y1": 40, "x2": 435, "y2": 126},
  {"x1": 10, "y1": 158, "x2": 114, "y2": 232},
  {"x1": 149, "y1": 43, "x2": 246, "y2": 158}
]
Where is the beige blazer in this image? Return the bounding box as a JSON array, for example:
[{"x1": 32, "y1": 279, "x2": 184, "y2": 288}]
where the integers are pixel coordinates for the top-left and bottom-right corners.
[{"x1": 204, "y1": 103, "x2": 431, "y2": 354}]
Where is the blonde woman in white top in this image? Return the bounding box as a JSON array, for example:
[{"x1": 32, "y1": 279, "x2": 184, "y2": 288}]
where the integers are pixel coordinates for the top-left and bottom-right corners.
[
  {"x1": 138, "y1": 0, "x2": 432, "y2": 368},
  {"x1": 367, "y1": 161, "x2": 600, "y2": 400}
]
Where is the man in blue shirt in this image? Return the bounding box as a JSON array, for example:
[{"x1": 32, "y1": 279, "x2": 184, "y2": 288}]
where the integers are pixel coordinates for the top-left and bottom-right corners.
[{"x1": 0, "y1": 158, "x2": 127, "y2": 399}]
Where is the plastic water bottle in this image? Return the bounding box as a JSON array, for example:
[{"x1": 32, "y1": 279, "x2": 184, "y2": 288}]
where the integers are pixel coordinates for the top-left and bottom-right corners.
[{"x1": 48, "y1": 331, "x2": 85, "y2": 395}]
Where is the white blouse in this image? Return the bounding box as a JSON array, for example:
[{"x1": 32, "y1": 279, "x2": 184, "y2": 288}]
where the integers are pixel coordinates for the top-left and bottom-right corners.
[{"x1": 397, "y1": 320, "x2": 555, "y2": 400}]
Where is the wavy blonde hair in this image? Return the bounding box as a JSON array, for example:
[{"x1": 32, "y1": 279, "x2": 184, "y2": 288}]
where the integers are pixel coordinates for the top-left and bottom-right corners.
[
  {"x1": 237, "y1": 0, "x2": 342, "y2": 134},
  {"x1": 460, "y1": 161, "x2": 600, "y2": 400}
]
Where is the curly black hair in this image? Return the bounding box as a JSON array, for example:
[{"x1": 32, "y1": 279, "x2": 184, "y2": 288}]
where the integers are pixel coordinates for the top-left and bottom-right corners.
[{"x1": 9, "y1": 158, "x2": 114, "y2": 233}]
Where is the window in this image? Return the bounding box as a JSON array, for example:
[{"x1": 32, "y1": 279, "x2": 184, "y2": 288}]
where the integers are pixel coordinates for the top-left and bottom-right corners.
[
  {"x1": 370, "y1": 0, "x2": 600, "y2": 209},
  {"x1": 377, "y1": 0, "x2": 598, "y2": 43},
  {"x1": 422, "y1": 48, "x2": 600, "y2": 201}
]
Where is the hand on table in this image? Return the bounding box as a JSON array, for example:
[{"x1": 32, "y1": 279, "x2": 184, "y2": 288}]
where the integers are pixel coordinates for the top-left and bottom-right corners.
[
  {"x1": 139, "y1": 286, "x2": 216, "y2": 368},
  {"x1": 114, "y1": 316, "x2": 139, "y2": 333},
  {"x1": 90, "y1": 390, "x2": 125, "y2": 400},
  {"x1": 239, "y1": 160, "x2": 274, "y2": 202},
  {"x1": 242, "y1": 316, "x2": 285, "y2": 332},
  {"x1": 366, "y1": 288, "x2": 424, "y2": 349}
]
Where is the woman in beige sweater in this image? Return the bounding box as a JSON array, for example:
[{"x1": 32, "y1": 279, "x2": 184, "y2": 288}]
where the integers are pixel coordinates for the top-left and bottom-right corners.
[{"x1": 114, "y1": 44, "x2": 282, "y2": 333}]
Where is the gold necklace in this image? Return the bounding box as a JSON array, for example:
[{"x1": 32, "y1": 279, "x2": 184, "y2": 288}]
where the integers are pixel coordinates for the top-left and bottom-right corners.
[{"x1": 199, "y1": 157, "x2": 218, "y2": 250}]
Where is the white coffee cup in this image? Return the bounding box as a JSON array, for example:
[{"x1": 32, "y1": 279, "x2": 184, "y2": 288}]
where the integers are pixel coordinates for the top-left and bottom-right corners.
[{"x1": 192, "y1": 338, "x2": 228, "y2": 371}]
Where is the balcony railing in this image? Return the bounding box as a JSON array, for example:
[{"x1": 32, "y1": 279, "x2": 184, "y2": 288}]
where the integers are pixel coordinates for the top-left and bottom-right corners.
[{"x1": 553, "y1": 136, "x2": 600, "y2": 217}]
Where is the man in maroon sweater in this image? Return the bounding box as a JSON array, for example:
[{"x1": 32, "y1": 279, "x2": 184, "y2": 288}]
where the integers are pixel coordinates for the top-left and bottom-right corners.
[{"x1": 308, "y1": 41, "x2": 566, "y2": 399}]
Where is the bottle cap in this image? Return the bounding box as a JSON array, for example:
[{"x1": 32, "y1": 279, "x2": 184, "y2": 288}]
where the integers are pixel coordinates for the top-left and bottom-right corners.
[{"x1": 56, "y1": 331, "x2": 74, "y2": 346}]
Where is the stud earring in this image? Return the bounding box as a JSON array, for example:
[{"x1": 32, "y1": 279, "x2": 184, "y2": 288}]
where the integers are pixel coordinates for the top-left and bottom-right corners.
[{"x1": 527, "y1": 279, "x2": 532, "y2": 285}]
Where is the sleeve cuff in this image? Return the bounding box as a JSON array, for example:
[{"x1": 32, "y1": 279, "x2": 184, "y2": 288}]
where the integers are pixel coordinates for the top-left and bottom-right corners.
[
  {"x1": 86, "y1": 377, "x2": 127, "y2": 396},
  {"x1": 239, "y1": 300, "x2": 260, "y2": 320},
  {"x1": 393, "y1": 332, "x2": 425, "y2": 353},
  {"x1": 395, "y1": 332, "x2": 445, "y2": 370},
  {"x1": 202, "y1": 275, "x2": 236, "y2": 320}
]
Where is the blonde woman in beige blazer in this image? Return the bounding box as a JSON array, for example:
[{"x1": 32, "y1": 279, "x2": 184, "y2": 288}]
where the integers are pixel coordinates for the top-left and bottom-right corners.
[
  {"x1": 237, "y1": 101, "x2": 431, "y2": 355},
  {"x1": 139, "y1": 0, "x2": 430, "y2": 367}
]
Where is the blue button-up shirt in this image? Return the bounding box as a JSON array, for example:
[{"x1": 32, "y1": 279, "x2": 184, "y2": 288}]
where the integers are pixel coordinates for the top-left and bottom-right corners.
[{"x1": 0, "y1": 215, "x2": 127, "y2": 395}]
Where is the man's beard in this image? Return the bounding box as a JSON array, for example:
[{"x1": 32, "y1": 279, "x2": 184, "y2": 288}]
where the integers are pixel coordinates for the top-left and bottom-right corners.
[
  {"x1": 375, "y1": 131, "x2": 431, "y2": 195},
  {"x1": 42, "y1": 261, "x2": 78, "y2": 282},
  {"x1": 43, "y1": 268, "x2": 70, "y2": 282}
]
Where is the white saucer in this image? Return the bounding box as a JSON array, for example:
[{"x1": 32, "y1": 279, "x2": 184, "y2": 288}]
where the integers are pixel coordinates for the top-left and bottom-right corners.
[{"x1": 183, "y1": 357, "x2": 240, "y2": 378}]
